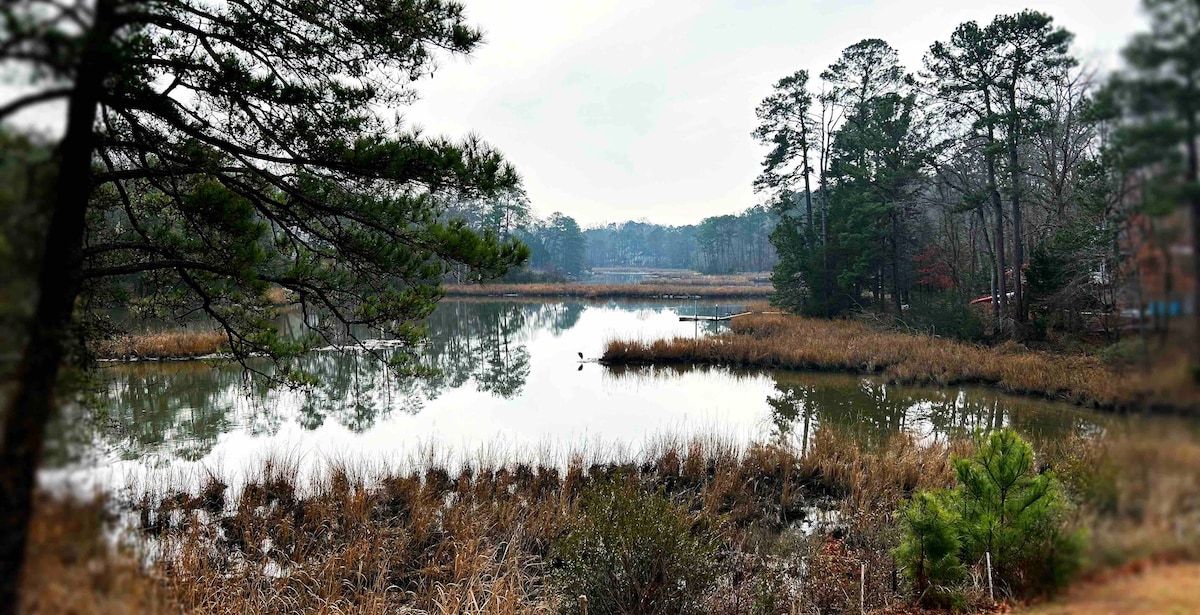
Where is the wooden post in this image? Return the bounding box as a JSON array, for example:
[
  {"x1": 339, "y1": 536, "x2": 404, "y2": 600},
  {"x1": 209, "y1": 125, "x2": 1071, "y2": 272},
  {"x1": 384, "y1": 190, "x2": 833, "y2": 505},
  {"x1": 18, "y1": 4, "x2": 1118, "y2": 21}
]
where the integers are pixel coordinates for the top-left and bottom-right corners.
[
  {"x1": 985, "y1": 552, "x2": 994, "y2": 604},
  {"x1": 579, "y1": 595, "x2": 588, "y2": 615},
  {"x1": 860, "y1": 562, "x2": 865, "y2": 615}
]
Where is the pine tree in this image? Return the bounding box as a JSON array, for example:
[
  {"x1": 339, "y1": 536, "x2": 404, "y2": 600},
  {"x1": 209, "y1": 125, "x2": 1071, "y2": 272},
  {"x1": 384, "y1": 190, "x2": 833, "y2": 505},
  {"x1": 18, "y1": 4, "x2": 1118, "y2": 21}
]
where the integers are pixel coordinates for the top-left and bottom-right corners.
[
  {"x1": 952, "y1": 430, "x2": 1083, "y2": 596},
  {"x1": 990, "y1": 11, "x2": 1075, "y2": 324},
  {"x1": 1109, "y1": 0, "x2": 1200, "y2": 367},
  {"x1": 896, "y1": 430, "x2": 1084, "y2": 604},
  {"x1": 0, "y1": 1, "x2": 528, "y2": 608},
  {"x1": 754, "y1": 70, "x2": 817, "y2": 228},
  {"x1": 894, "y1": 490, "x2": 966, "y2": 608}
]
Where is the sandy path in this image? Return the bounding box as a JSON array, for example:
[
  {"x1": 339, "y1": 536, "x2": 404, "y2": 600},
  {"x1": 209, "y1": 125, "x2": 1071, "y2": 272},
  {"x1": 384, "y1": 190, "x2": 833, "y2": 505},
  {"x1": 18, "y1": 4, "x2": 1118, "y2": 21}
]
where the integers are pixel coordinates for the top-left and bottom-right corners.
[{"x1": 1020, "y1": 562, "x2": 1200, "y2": 615}]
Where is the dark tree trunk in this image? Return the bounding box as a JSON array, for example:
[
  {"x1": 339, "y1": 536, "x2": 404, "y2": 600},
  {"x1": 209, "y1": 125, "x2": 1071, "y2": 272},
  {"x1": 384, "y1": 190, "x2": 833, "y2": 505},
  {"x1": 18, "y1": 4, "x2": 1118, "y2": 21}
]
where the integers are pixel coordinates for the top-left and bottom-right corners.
[
  {"x1": 891, "y1": 211, "x2": 903, "y2": 315},
  {"x1": 0, "y1": 3, "x2": 114, "y2": 611},
  {"x1": 802, "y1": 123, "x2": 814, "y2": 230},
  {"x1": 985, "y1": 91, "x2": 1008, "y2": 332},
  {"x1": 1008, "y1": 85, "x2": 1026, "y2": 325},
  {"x1": 1186, "y1": 104, "x2": 1200, "y2": 371}
]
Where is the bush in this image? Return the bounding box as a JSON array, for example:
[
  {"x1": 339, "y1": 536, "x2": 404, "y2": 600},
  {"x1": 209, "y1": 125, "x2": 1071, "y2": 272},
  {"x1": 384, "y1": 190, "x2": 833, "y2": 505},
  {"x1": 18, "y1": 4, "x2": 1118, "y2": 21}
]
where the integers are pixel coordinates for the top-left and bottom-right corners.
[
  {"x1": 901, "y1": 292, "x2": 986, "y2": 342},
  {"x1": 1098, "y1": 337, "x2": 1151, "y2": 369},
  {"x1": 894, "y1": 430, "x2": 1085, "y2": 606},
  {"x1": 550, "y1": 480, "x2": 721, "y2": 615}
]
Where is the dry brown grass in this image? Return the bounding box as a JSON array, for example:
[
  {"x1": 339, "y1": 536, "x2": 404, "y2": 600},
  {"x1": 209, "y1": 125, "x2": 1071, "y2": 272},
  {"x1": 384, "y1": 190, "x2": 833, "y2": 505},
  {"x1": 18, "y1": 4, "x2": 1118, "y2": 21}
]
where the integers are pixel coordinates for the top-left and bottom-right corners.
[
  {"x1": 443, "y1": 282, "x2": 771, "y2": 299},
  {"x1": 119, "y1": 432, "x2": 965, "y2": 614},
  {"x1": 1047, "y1": 423, "x2": 1200, "y2": 569},
  {"x1": 22, "y1": 424, "x2": 1200, "y2": 614},
  {"x1": 603, "y1": 312, "x2": 1200, "y2": 413},
  {"x1": 635, "y1": 273, "x2": 770, "y2": 287},
  {"x1": 263, "y1": 286, "x2": 292, "y2": 306},
  {"x1": 20, "y1": 495, "x2": 175, "y2": 615},
  {"x1": 92, "y1": 330, "x2": 227, "y2": 360},
  {"x1": 1020, "y1": 561, "x2": 1200, "y2": 614}
]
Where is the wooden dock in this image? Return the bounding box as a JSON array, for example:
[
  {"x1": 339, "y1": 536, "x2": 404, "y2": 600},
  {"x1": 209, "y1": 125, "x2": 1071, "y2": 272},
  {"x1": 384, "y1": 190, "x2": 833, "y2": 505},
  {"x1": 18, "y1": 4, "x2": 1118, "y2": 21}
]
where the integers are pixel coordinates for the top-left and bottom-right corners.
[{"x1": 679, "y1": 311, "x2": 752, "y2": 322}]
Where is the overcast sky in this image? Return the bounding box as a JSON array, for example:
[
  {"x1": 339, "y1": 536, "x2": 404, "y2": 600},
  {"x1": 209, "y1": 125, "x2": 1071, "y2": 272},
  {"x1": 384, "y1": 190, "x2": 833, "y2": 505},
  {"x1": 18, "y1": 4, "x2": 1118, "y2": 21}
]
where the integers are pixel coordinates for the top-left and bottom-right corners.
[
  {"x1": 1, "y1": 1, "x2": 1149, "y2": 227},
  {"x1": 404, "y1": 0, "x2": 1147, "y2": 227}
]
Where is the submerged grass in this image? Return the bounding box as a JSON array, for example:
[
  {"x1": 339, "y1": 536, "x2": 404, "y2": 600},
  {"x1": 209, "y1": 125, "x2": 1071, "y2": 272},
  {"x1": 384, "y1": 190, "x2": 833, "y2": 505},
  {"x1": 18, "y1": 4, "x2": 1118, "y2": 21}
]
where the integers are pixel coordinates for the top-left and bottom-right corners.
[{"x1": 602, "y1": 312, "x2": 1200, "y2": 413}]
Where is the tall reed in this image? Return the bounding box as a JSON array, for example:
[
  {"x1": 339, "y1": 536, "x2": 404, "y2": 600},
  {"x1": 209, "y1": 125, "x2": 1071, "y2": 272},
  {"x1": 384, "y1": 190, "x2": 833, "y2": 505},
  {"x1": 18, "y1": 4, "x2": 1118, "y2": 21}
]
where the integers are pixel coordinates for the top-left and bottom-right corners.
[{"x1": 24, "y1": 424, "x2": 1200, "y2": 614}]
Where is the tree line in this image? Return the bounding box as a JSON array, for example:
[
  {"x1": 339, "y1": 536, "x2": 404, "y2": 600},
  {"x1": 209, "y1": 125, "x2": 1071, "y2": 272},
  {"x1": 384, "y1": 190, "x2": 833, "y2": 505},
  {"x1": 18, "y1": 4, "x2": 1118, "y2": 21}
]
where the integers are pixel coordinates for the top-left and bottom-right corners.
[
  {"x1": 584, "y1": 206, "x2": 777, "y2": 274},
  {"x1": 755, "y1": 3, "x2": 1199, "y2": 343},
  {"x1": 447, "y1": 191, "x2": 778, "y2": 277}
]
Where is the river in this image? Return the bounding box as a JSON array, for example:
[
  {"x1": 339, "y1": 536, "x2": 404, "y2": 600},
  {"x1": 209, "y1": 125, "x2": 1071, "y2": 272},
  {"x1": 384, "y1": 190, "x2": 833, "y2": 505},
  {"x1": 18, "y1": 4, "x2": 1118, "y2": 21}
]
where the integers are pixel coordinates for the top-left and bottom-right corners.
[{"x1": 46, "y1": 299, "x2": 1111, "y2": 484}]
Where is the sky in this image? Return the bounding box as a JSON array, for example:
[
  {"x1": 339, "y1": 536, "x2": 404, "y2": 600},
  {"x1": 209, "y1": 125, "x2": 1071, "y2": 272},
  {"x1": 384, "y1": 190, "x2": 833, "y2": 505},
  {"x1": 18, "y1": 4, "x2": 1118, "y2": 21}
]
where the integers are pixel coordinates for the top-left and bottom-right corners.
[
  {"x1": 1, "y1": 1, "x2": 1149, "y2": 228},
  {"x1": 403, "y1": 0, "x2": 1148, "y2": 227}
]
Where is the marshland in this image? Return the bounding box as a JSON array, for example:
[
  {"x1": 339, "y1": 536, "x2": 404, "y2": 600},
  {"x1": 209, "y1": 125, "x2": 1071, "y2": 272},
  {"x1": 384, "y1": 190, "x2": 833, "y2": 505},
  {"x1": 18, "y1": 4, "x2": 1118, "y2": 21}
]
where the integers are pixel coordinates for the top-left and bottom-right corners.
[
  {"x1": 4, "y1": 0, "x2": 1200, "y2": 614},
  {"x1": 19, "y1": 299, "x2": 1200, "y2": 615}
]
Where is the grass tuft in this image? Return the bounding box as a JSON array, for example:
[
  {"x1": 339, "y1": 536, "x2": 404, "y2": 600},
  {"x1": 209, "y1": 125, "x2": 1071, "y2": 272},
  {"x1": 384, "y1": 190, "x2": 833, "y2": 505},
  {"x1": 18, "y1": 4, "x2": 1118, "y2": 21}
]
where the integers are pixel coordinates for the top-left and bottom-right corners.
[{"x1": 92, "y1": 330, "x2": 228, "y2": 360}]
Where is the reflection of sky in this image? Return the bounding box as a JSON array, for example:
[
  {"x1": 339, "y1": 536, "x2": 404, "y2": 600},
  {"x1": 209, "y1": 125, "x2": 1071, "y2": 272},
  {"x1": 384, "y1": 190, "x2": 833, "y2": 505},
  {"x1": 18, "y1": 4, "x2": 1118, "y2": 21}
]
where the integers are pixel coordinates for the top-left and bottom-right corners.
[{"x1": 44, "y1": 300, "x2": 1114, "y2": 492}]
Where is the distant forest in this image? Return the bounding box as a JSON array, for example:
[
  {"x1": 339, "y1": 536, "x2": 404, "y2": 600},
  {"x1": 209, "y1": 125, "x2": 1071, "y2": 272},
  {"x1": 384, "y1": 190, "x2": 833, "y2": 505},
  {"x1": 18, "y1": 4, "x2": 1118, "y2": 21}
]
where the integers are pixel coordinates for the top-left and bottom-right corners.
[
  {"x1": 584, "y1": 206, "x2": 777, "y2": 274},
  {"x1": 443, "y1": 192, "x2": 777, "y2": 277}
]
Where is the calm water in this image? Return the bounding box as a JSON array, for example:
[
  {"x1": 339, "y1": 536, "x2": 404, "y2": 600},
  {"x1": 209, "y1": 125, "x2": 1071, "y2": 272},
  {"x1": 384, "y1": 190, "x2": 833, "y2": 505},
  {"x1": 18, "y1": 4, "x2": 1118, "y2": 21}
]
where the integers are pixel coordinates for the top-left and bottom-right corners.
[{"x1": 50, "y1": 300, "x2": 1109, "y2": 480}]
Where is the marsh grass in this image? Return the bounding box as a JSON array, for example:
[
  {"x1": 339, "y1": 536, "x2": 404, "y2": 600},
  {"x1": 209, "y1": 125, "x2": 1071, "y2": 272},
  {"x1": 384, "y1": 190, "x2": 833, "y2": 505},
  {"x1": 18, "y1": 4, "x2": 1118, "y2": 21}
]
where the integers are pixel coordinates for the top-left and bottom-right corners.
[
  {"x1": 92, "y1": 330, "x2": 228, "y2": 360},
  {"x1": 109, "y1": 431, "x2": 965, "y2": 614},
  {"x1": 634, "y1": 273, "x2": 769, "y2": 287},
  {"x1": 21, "y1": 494, "x2": 175, "y2": 614},
  {"x1": 1047, "y1": 423, "x2": 1200, "y2": 569},
  {"x1": 603, "y1": 312, "x2": 1200, "y2": 413},
  {"x1": 24, "y1": 424, "x2": 1200, "y2": 614}
]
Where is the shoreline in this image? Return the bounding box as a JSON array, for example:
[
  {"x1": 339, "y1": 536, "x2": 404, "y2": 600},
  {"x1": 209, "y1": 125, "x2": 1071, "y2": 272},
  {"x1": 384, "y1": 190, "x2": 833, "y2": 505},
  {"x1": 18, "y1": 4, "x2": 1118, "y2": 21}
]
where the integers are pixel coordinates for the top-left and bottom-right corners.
[
  {"x1": 24, "y1": 425, "x2": 1200, "y2": 615},
  {"x1": 443, "y1": 281, "x2": 772, "y2": 300},
  {"x1": 601, "y1": 312, "x2": 1200, "y2": 416}
]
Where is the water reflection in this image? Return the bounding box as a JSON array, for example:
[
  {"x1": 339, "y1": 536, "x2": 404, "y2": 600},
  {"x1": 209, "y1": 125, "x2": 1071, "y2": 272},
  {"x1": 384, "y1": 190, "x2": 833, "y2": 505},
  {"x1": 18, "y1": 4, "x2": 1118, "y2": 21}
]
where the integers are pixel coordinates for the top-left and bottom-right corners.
[
  {"x1": 761, "y1": 371, "x2": 1103, "y2": 446},
  {"x1": 607, "y1": 365, "x2": 1105, "y2": 449},
  {"x1": 86, "y1": 300, "x2": 1105, "y2": 471},
  {"x1": 96, "y1": 300, "x2": 691, "y2": 462}
]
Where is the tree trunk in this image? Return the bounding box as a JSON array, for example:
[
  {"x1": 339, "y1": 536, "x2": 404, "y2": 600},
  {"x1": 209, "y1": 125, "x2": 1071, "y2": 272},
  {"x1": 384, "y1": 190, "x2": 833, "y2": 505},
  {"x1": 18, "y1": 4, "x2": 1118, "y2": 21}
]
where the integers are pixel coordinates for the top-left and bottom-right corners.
[
  {"x1": 1008, "y1": 85, "x2": 1026, "y2": 325},
  {"x1": 891, "y1": 210, "x2": 903, "y2": 315},
  {"x1": 0, "y1": 3, "x2": 114, "y2": 612},
  {"x1": 1185, "y1": 94, "x2": 1200, "y2": 372},
  {"x1": 985, "y1": 90, "x2": 1008, "y2": 333}
]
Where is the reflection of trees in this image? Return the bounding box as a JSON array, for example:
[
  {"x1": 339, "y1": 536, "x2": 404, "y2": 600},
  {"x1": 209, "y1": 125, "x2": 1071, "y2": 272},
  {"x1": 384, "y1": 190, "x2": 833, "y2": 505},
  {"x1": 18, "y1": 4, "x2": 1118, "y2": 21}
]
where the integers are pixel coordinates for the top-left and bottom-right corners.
[
  {"x1": 764, "y1": 371, "x2": 1103, "y2": 447},
  {"x1": 604, "y1": 364, "x2": 1104, "y2": 448},
  {"x1": 99, "y1": 301, "x2": 574, "y2": 461},
  {"x1": 102, "y1": 362, "x2": 259, "y2": 461}
]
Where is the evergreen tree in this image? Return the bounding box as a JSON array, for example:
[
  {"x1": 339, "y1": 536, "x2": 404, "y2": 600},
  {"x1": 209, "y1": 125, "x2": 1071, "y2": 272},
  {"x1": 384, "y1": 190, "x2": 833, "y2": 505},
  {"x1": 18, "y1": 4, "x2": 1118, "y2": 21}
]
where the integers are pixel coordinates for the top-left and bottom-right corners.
[
  {"x1": 991, "y1": 11, "x2": 1075, "y2": 323},
  {"x1": 894, "y1": 491, "x2": 965, "y2": 608},
  {"x1": 1108, "y1": 0, "x2": 1200, "y2": 365},
  {"x1": 952, "y1": 430, "x2": 1083, "y2": 596},
  {"x1": 0, "y1": 1, "x2": 527, "y2": 607},
  {"x1": 924, "y1": 21, "x2": 1011, "y2": 326},
  {"x1": 754, "y1": 70, "x2": 817, "y2": 227},
  {"x1": 896, "y1": 430, "x2": 1083, "y2": 604}
]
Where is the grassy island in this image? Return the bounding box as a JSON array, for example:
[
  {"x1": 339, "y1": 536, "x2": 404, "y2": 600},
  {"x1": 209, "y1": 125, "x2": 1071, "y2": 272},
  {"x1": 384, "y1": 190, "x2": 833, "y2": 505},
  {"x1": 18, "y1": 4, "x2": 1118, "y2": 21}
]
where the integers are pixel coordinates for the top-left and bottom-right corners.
[{"x1": 603, "y1": 310, "x2": 1200, "y2": 414}]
